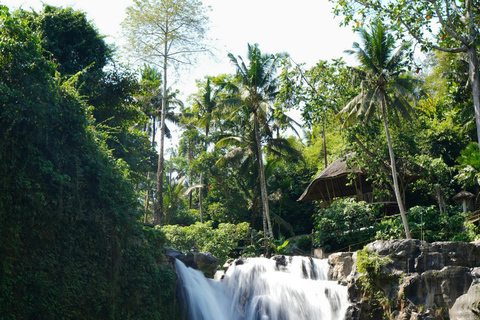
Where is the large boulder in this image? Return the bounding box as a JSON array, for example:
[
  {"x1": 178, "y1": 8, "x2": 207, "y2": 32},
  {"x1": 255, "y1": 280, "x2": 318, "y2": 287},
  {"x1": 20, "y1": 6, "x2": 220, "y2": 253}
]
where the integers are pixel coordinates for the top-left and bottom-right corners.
[
  {"x1": 192, "y1": 251, "x2": 221, "y2": 278},
  {"x1": 163, "y1": 247, "x2": 221, "y2": 278},
  {"x1": 365, "y1": 240, "x2": 480, "y2": 273},
  {"x1": 328, "y1": 252, "x2": 356, "y2": 283},
  {"x1": 366, "y1": 239, "x2": 423, "y2": 273},
  {"x1": 450, "y1": 283, "x2": 480, "y2": 320},
  {"x1": 414, "y1": 242, "x2": 480, "y2": 273},
  {"x1": 327, "y1": 240, "x2": 480, "y2": 320},
  {"x1": 399, "y1": 266, "x2": 473, "y2": 309}
]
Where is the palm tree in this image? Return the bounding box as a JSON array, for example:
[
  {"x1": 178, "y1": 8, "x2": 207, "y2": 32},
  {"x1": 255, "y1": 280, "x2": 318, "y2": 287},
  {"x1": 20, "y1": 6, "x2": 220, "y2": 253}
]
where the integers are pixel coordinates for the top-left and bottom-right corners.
[
  {"x1": 341, "y1": 21, "x2": 417, "y2": 239},
  {"x1": 225, "y1": 43, "x2": 284, "y2": 252},
  {"x1": 216, "y1": 104, "x2": 302, "y2": 239},
  {"x1": 137, "y1": 66, "x2": 162, "y2": 223},
  {"x1": 191, "y1": 77, "x2": 225, "y2": 222},
  {"x1": 138, "y1": 65, "x2": 162, "y2": 147},
  {"x1": 193, "y1": 77, "x2": 226, "y2": 140},
  {"x1": 216, "y1": 116, "x2": 260, "y2": 228}
]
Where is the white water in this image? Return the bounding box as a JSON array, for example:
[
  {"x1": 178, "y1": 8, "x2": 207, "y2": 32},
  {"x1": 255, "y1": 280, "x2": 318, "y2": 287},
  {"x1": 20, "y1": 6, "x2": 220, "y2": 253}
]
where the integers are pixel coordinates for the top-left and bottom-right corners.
[{"x1": 175, "y1": 256, "x2": 350, "y2": 320}]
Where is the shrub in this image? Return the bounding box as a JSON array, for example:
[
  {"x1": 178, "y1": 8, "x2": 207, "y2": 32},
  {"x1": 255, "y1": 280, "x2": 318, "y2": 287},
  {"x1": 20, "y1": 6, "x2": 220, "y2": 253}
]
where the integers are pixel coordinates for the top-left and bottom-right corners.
[
  {"x1": 374, "y1": 205, "x2": 472, "y2": 242},
  {"x1": 313, "y1": 198, "x2": 380, "y2": 252},
  {"x1": 161, "y1": 222, "x2": 250, "y2": 263},
  {"x1": 295, "y1": 235, "x2": 313, "y2": 254}
]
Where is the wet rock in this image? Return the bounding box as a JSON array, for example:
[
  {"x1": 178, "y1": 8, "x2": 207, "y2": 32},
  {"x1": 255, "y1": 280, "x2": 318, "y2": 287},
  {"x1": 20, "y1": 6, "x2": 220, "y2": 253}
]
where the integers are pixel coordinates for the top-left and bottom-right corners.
[
  {"x1": 343, "y1": 304, "x2": 360, "y2": 320},
  {"x1": 272, "y1": 255, "x2": 287, "y2": 268},
  {"x1": 450, "y1": 283, "x2": 480, "y2": 320},
  {"x1": 328, "y1": 252, "x2": 356, "y2": 282},
  {"x1": 192, "y1": 251, "x2": 221, "y2": 278},
  {"x1": 223, "y1": 258, "x2": 234, "y2": 271},
  {"x1": 163, "y1": 247, "x2": 187, "y2": 263},
  {"x1": 399, "y1": 266, "x2": 472, "y2": 309},
  {"x1": 326, "y1": 240, "x2": 480, "y2": 320},
  {"x1": 347, "y1": 278, "x2": 360, "y2": 302},
  {"x1": 163, "y1": 247, "x2": 221, "y2": 278}
]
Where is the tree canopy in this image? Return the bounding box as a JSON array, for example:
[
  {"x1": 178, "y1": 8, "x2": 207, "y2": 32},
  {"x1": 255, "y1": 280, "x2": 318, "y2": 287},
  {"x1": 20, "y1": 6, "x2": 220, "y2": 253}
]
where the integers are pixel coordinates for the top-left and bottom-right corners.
[
  {"x1": 122, "y1": 0, "x2": 211, "y2": 224},
  {"x1": 333, "y1": 0, "x2": 480, "y2": 152}
]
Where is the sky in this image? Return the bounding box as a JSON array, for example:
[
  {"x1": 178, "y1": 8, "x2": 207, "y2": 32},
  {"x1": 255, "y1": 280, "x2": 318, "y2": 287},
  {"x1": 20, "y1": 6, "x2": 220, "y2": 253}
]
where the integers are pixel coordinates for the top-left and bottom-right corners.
[
  {"x1": 1, "y1": 0, "x2": 359, "y2": 147},
  {"x1": 2, "y1": 0, "x2": 358, "y2": 92}
]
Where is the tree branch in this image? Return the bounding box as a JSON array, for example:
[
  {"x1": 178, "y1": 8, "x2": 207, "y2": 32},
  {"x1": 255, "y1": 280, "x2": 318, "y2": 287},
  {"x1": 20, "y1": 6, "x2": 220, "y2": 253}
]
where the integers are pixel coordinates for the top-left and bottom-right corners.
[{"x1": 429, "y1": 0, "x2": 468, "y2": 44}]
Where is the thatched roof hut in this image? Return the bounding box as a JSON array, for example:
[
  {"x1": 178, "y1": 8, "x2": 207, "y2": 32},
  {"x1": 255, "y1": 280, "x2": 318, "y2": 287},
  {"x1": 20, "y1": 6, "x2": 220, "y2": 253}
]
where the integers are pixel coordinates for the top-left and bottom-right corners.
[
  {"x1": 297, "y1": 157, "x2": 373, "y2": 203},
  {"x1": 452, "y1": 191, "x2": 475, "y2": 213}
]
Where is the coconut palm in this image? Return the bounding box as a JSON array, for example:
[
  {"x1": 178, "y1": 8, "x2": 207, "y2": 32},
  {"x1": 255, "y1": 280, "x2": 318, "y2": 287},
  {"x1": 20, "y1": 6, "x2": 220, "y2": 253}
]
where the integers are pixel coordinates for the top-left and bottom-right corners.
[
  {"x1": 190, "y1": 77, "x2": 227, "y2": 222},
  {"x1": 341, "y1": 21, "x2": 418, "y2": 239},
  {"x1": 223, "y1": 43, "x2": 285, "y2": 252},
  {"x1": 193, "y1": 77, "x2": 228, "y2": 140},
  {"x1": 216, "y1": 116, "x2": 260, "y2": 226}
]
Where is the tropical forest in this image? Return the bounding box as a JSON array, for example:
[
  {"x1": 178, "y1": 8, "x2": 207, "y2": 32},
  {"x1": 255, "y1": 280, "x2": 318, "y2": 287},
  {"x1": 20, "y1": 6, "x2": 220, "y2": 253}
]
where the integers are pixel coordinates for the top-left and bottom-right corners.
[{"x1": 2, "y1": 0, "x2": 480, "y2": 319}]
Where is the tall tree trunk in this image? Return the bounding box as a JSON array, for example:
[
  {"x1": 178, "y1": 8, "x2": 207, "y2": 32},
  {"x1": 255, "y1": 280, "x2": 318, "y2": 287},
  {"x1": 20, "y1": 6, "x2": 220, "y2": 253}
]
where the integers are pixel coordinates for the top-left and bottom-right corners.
[
  {"x1": 144, "y1": 117, "x2": 156, "y2": 223},
  {"x1": 195, "y1": 142, "x2": 202, "y2": 223},
  {"x1": 143, "y1": 172, "x2": 150, "y2": 223},
  {"x1": 188, "y1": 144, "x2": 193, "y2": 210},
  {"x1": 199, "y1": 126, "x2": 209, "y2": 223},
  {"x1": 254, "y1": 112, "x2": 273, "y2": 254},
  {"x1": 435, "y1": 186, "x2": 445, "y2": 215},
  {"x1": 199, "y1": 173, "x2": 204, "y2": 223},
  {"x1": 322, "y1": 124, "x2": 327, "y2": 168},
  {"x1": 189, "y1": 191, "x2": 193, "y2": 209},
  {"x1": 380, "y1": 90, "x2": 411, "y2": 239},
  {"x1": 467, "y1": 46, "x2": 480, "y2": 152},
  {"x1": 155, "y1": 52, "x2": 168, "y2": 225}
]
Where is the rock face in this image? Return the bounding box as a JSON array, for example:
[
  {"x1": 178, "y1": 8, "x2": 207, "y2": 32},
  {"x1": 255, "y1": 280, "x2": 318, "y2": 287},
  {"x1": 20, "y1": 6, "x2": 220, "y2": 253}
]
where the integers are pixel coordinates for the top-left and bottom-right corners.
[
  {"x1": 450, "y1": 283, "x2": 480, "y2": 320},
  {"x1": 328, "y1": 240, "x2": 480, "y2": 320},
  {"x1": 328, "y1": 252, "x2": 356, "y2": 283},
  {"x1": 365, "y1": 240, "x2": 480, "y2": 273},
  {"x1": 398, "y1": 266, "x2": 472, "y2": 309},
  {"x1": 163, "y1": 247, "x2": 221, "y2": 278}
]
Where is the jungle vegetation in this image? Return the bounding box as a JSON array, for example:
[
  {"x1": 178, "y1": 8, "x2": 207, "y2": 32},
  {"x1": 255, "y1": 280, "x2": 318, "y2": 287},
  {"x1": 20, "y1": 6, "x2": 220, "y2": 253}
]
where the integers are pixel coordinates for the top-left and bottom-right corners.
[{"x1": 2, "y1": 0, "x2": 480, "y2": 318}]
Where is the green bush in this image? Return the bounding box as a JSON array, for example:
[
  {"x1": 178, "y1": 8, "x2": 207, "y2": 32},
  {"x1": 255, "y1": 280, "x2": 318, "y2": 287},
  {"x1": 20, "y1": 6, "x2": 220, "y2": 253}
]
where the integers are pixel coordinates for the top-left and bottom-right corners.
[
  {"x1": 295, "y1": 235, "x2": 313, "y2": 253},
  {"x1": 161, "y1": 221, "x2": 250, "y2": 263},
  {"x1": 375, "y1": 205, "x2": 472, "y2": 242},
  {"x1": 169, "y1": 208, "x2": 201, "y2": 226},
  {"x1": 314, "y1": 199, "x2": 472, "y2": 253},
  {"x1": 313, "y1": 198, "x2": 380, "y2": 252},
  {"x1": 118, "y1": 226, "x2": 176, "y2": 319},
  {"x1": 356, "y1": 247, "x2": 393, "y2": 296},
  {"x1": 356, "y1": 247, "x2": 395, "y2": 319}
]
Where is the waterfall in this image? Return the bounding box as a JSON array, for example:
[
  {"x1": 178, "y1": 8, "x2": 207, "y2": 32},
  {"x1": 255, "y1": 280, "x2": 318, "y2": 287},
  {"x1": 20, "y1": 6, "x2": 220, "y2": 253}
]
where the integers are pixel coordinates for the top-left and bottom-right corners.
[{"x1": 175, "y1": 256, "x2": 350, "y2": 320}]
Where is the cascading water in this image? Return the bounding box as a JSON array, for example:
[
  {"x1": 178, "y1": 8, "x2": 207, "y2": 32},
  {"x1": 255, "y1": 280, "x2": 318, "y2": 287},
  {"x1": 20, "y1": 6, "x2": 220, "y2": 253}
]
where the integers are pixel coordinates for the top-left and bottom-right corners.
[{"x1": 175, "y1": 256, "x2": 350, "y2": 320}]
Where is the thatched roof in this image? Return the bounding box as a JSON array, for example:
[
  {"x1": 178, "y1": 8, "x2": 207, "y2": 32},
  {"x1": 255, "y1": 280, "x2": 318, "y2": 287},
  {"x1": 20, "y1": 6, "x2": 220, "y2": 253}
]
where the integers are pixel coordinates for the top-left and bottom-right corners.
[
  {"x1": 297, "y1": 157, "x2": 372, "y2": 202},
  {"x1": 452, "y1": 191, "x2": 474, "y2": 201}
]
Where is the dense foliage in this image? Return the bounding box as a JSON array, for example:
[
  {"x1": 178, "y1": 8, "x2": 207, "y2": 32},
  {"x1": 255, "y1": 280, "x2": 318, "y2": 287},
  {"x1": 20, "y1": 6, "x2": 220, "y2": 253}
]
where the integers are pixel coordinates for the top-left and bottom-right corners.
[
  {"x1": 313, "y1": 199, "x2": 381, "y2": 252},
  {"x1": 375, "y1": 205, "x2": 473, "y2": 243},
  {"x1": 161, "y1": 222, "x2": 250, "y2": 263},
  {"x1": 314, "y1": 200, "x2": 473, "y2": 252},
  {"x1": 0, "y1": 7, "x2": 174, "y2": 319}
]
